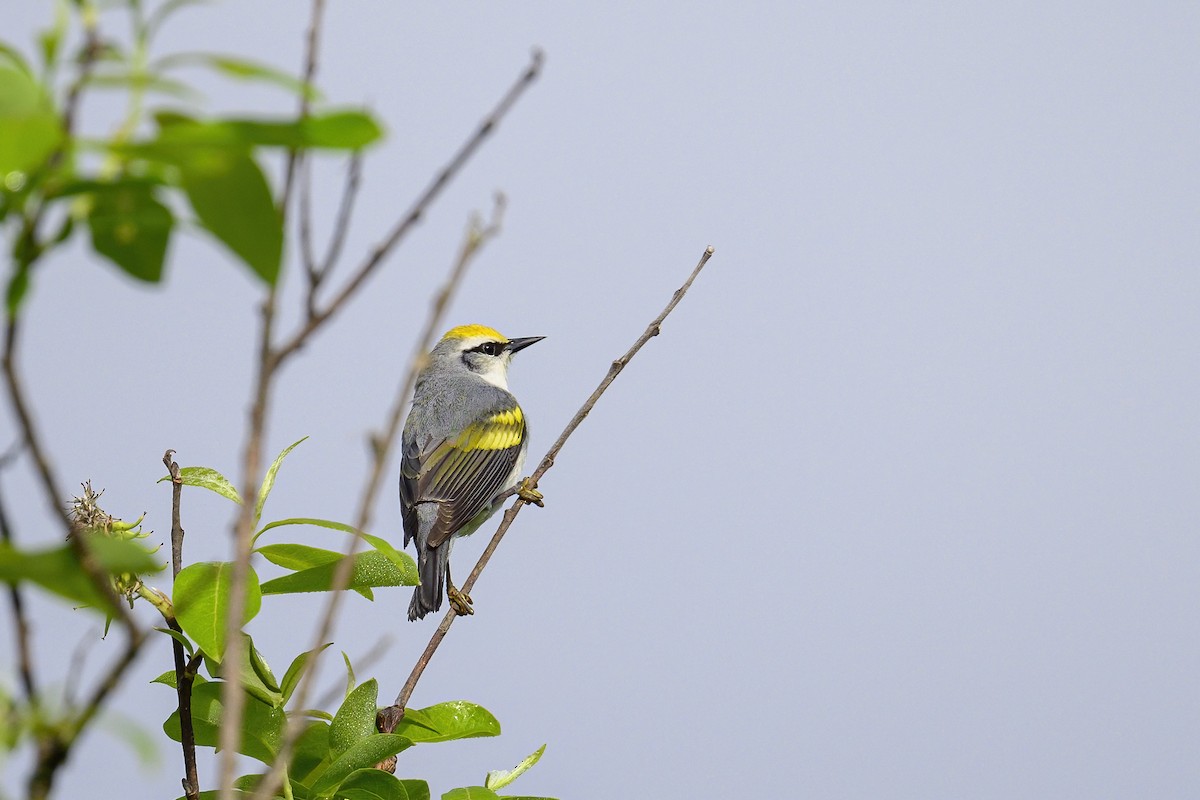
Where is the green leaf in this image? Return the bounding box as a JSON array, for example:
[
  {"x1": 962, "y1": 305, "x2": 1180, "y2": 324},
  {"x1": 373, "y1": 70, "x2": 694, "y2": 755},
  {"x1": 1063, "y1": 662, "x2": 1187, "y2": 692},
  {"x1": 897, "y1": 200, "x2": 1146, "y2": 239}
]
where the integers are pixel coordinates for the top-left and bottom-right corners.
[
  {"x1": 240, "y1": 633, "x2": 283, "y2": 708},
  {"x1": 86, "y1": 181, "x2": 174, "y2": 282},
  {"x1": 152, "y1": 669, "x2": 207, "y2": 690},
  {"x1": 338, "y1": 770, "x2": 430, "y2": 800},
  {"x1": 391, "y1": 701, "x2": 501, "y2": 744},
  {"x1": 256, "y1": 543, "x2": 341, "y2": 571},
  {"x1": 158, "y1": 466, "x2": 243, "y2": 504},
  {"x1": 145, "y1": 0, "x2": 214, "y2": 40},
  {"x1": 177, "y1": 147, "x2": 281, "y2": 284},
  {"x1": 290, "y1": 720, "x2": 331, "y2": 785},
  {"x1": 173, "y1": 562, "x2": 261, "y2": 662},
  {"x1": 98, "y1": 710, "x2": 161, "y2": 769},
  {"x1": 259, "y1": 551, "x2": 417, "y2": 596},
  {"x1": 37, "y1": 3, "x2": 68, "y2": 71},
  {"x1": 163, "y1": 680, "x2": 285, "y2": 764},
  {"x1": 442, "y1": 788, "x2": 500, "y2": 800},
  {"x1": 280, "y1": 642, "x2": 333, "y2": 705},
  {"x1": 152, "y1": 626, "x2": 196, "y2": 657},
  {"x1": 84, "y1": 71, "x2": 198, "y2": 99},
  {"x1": 6, "y1": 259, "x2": 31, "y2": 316},
  {"x1": 157, "y1": 53, "x2": 321, "y2": 100},
  {"x1": 250, "y1": 520, "x2": 415, "y2": 582},
  {"x1": 81, "y1": 533, "x2": 165, "y2": 575},
  {"x1": 0, "y1": 42, "x2": 34, "y2": 75},
  {"x1": 485, "y1": 744, "x2": 546, "y2": 792},
  {"x1": 0, "y1": 64, "x2": 62, "y2": 176},
  {"x1": 0, "y1": 542, "x2": 113, "y2": 611},
  {"x1": 255, "y1": 437, "x2": 307, "y2": 527},
  {"x1": 300, "y1": 111, "x2": 383, "y2": 149},
  {"x1": 256, "y1": 516, "x2": 361, "y2": 541},
  {"x1": 308, "y1": 734, "x2": 412, "y2": 796},
  {"x1": 330, "y1": 679, "x2": 378, "y2": 757},
  {"x1": 342, "y1": 651, "x2": 356, "y2": 701}
]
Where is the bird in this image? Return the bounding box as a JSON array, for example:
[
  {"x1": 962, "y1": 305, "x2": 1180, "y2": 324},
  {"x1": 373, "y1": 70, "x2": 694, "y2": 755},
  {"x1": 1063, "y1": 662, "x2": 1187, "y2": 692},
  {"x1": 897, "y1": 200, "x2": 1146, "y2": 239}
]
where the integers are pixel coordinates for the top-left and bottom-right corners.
[{"x1": 400, "y1": 324, "x2": 545, "y2": 621}]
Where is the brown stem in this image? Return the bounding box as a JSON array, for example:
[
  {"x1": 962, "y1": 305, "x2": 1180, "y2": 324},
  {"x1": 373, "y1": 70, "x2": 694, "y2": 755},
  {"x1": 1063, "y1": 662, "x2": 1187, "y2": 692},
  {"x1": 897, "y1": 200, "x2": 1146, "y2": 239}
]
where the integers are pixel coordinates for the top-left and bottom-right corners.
[
  {"x1": 382, "y1": 245, "x2": 716, "y2": 720},
  {"x1": 171, "y1": 644, "x2": 203, "y2": 800},
  {"x1": 271, "y1": 49, "x2": 544, "y2": 368},
  {"x1": 218, "y1": 289, "x2": 277, "y2": 799},
  {"x1": 251, "y1": 196, "x2": 508, "y2": 800},
  {"x1": 223, "y1": 1, "x2": 326, "y2": 795},
  {"x1": 0, "y1": 464, "x2": 37, "y2": 700},
  {"x1": 162, "y1": 450, "x2": 200, "y2": 799}
]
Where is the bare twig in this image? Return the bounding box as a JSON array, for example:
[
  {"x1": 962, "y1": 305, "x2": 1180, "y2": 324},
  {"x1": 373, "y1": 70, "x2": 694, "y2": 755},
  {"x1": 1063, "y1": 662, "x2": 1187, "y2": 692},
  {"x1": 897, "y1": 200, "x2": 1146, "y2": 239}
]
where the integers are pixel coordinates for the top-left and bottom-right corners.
[
  {"x1": 218, "y1": 288, "x2": 278, "y2": 799},
  {"x1": 302, "y1": 151, "x2": 364, "y2": 321},
  {"x1": 251, "y1": 196, "x2": 507, "y2": 800},
  {"x1": 319, "y1": 153, "x2": 363, "y2": 281},
  {"x1": 163, "y1": 449, "x2": 200, "y2": 800},
  {"x1": 383, "y1": 246, "x2": 715, "y2": 718},
  {"x1": 170, "y1": 639, "x2": 203, "y2": 800},
  {"x1": 3, "y1": 319, "x2": 70, "y2": 532},
  {"x1": 220, "y1": 1, "x2": 325, "y2": 795},
  {"x1": 0, "y1": 469, "x2": 37, "y2": 700},
  {"x1": 28, "y1": 622, "x2": 147, "y2": 800},
  {"x1": 270, "y1": 49, "x2": 544, "y2": 368},
  {"x1": 164, "y1": 450, "x2": 185, "y2": 578},
  {"x1": 299, "y1": 155, "x2": 320, "y2": 292},
  {"x1": 8, "y1": 314, "x2": 147, "y2": 800},
  {"x1": 279, "y1": 0, "x2": 325, "y2": 218}
]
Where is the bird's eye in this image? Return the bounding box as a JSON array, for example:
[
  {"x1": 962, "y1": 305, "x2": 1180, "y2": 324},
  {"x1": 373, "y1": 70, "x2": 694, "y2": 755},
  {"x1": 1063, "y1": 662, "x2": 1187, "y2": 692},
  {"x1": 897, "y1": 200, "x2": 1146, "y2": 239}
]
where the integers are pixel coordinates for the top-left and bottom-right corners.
[{"x1": 478, "y1": 341, "x2": 503, "y2": 356}]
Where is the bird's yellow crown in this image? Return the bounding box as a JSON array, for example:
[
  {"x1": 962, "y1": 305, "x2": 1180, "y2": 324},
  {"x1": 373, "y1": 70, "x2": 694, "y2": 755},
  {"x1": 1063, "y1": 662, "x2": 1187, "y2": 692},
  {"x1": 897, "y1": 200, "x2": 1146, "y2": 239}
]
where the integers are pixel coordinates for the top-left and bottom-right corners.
[{"x1": 441, "y1": 324, "x2": 507, "y2": 342}]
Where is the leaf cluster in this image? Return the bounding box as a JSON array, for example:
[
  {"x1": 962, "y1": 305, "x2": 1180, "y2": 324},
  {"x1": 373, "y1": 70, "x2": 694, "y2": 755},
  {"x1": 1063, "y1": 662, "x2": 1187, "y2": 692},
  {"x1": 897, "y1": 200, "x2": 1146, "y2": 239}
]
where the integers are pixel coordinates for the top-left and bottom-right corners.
[{"x1": 0, "y1": 0, "x2": 382, "y2": 314}]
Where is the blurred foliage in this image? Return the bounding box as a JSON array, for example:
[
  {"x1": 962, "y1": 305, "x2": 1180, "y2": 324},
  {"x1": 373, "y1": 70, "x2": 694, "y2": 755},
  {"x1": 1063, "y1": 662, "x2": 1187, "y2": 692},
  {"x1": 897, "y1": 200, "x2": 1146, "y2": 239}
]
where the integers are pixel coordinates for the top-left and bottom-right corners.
[
  {"x1": 0, "y1": 0, "x2": 382, "y2": 312},
  {"x1": 0, "y1": 2, "x2": 554, "y2": 798}
]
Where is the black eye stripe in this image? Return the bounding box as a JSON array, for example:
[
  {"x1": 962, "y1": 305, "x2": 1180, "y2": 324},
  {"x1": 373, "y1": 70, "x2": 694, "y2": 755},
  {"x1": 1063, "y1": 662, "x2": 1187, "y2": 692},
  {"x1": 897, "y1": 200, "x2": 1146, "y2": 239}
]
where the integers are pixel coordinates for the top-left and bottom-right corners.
[{"x1": 469, "y1": 341, "x2": 505, "y2": 356}]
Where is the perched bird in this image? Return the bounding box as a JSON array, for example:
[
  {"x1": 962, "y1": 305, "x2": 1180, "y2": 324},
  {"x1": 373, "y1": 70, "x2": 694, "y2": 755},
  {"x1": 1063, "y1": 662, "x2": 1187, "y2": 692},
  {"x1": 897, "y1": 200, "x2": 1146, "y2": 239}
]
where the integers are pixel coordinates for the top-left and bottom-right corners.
[{"x1": 400, "y1": 324, "x2": 544, "y2": 621}]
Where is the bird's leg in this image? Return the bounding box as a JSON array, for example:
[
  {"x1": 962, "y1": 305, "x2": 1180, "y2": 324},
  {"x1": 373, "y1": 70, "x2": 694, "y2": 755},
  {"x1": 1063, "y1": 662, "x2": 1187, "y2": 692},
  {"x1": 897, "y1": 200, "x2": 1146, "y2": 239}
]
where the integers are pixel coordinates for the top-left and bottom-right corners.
[
  {"x1": 515, "y1": 477, "x2": 544, "y2": 507},
  {"x1": 445, "y1": 563, "x2": 473, "y2": 616}
]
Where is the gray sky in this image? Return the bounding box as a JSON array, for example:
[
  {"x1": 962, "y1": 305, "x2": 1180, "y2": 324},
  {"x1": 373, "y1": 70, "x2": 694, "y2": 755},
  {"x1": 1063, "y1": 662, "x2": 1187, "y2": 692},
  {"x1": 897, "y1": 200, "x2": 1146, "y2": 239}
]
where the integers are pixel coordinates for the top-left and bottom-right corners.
[{"x1": 3, "y1": 2, "x2": 1198, "y2": 798}]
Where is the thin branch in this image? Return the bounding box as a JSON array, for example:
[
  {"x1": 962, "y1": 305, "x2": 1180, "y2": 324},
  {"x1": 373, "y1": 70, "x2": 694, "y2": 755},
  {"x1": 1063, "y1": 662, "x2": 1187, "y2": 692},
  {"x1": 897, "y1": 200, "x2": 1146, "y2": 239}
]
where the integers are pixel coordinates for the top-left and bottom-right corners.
[
  {"x1": 163, "y1": 449, "x2": 200, "y2": 800},
  {"x1": 221, "y1": 1, "x2": 326, "y2": 795},
  {"x1": 0, "y1": 469, "x2": 37, "y2": 700},
  {"x1": 279, "y1": 0, "x2": 325, "y2": 219},
  {"x1": 250, "y1": 196, "x2": 506, "y2": 800},
  {"x1": 318, "y1": 152, "x2": 363, "y2": 282},
  {"x1": 218, "y1": 288, "x2": 278, "y2": 799},
  {"x1": 271, "y1": 49, "x2": 544, "y2": 368},
  {"x1": 164, "y1": 450, "x2": 185, "y2": 578},
  {"x1": 29, "y1": 622, "x2": 146, "y2": 800},
  {"x1": 171, "y1": 632, "x2": 202, "y2": 800},
  {"x1": 384, "y1": 245, "x2": 715, "y2": 718},
  {"x1": 299, "y1": 154, "x2": 319, "y2": 298},
  {"x1": 302, "y1": 151, "x2": 364, "y2": 321},
  {"x1": 3, "y1": 319, "x2": 70, "y2": 532}
]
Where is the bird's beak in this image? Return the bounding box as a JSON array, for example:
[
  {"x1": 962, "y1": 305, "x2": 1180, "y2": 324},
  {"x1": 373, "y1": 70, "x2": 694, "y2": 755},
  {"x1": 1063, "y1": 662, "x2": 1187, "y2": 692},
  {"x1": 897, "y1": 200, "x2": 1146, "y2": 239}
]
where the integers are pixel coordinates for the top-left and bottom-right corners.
[{"x1": 506, "y1": 336, "x2": 545, "y2": 354}]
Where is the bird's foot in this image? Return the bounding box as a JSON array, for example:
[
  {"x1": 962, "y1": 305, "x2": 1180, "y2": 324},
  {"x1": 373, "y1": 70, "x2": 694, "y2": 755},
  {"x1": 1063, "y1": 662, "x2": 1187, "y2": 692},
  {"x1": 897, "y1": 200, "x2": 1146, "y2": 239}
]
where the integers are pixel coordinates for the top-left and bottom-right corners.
[
  {"x1": 447, "y1": 585, "x2": 474, "y2": 616},
  {"x1": 516, "y1": 477, "x2": 544, "y2": 507}
]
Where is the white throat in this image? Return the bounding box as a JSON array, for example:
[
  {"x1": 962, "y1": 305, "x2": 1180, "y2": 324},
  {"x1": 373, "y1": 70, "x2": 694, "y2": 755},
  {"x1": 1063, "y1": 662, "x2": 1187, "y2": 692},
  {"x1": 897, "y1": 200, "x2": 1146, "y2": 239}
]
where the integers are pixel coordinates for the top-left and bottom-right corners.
[{"x1": 476, "y1": 359, "x2": 510, "y2": 389}]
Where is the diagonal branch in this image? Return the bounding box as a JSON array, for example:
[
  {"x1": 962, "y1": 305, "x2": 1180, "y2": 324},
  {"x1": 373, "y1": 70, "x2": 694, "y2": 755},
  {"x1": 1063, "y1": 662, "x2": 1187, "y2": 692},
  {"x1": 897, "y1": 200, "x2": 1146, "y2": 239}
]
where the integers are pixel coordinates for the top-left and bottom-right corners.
[
  {"x1": 270, "y1": 49, "x2": 544, "y2": 368},
  {"x1": 250, "y1": 196, "x2": 506, "y2": 800},
  {"x1": 383, "y1": 245, "x2": 715, "y2": 719},
  {"x1": 219, "y1": 1, "x2": 326, "y2": 795}
]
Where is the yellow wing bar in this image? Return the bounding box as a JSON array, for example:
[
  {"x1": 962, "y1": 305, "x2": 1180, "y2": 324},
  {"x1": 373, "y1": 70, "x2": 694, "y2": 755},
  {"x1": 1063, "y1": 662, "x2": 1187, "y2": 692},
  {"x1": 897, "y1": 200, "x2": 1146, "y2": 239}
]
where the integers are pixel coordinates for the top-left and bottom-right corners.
[{"x1": 454, "y1": 406, "x2": 524, "y2": 451}]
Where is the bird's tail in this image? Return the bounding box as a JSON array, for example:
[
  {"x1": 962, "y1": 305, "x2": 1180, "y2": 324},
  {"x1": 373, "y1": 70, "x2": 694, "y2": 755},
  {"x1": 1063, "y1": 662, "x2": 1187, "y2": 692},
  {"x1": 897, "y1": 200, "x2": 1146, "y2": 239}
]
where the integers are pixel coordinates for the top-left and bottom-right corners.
[{"x1": 408, "y1": 539, "x2": 450, "y2": 621}]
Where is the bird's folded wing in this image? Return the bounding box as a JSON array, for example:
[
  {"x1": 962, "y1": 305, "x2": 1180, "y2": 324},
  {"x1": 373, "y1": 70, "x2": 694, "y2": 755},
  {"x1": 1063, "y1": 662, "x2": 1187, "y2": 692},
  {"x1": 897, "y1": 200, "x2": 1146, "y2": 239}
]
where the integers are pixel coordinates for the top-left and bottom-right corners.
[{"x1": 408, "y1": 407, "x2": 525, "y2": 549}]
